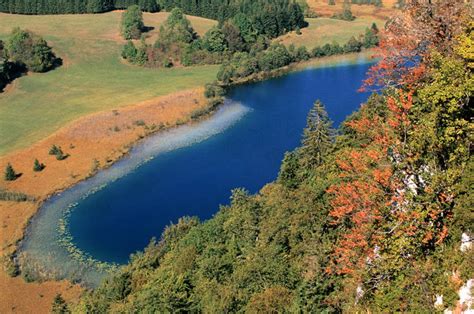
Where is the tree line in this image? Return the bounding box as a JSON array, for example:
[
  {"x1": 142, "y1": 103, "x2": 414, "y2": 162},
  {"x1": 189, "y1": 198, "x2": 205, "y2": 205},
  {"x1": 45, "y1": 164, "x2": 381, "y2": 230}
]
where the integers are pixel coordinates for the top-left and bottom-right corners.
[
  {"x1": 0, "y1": 0, "x2": 159, "y2": 15},
  {"x1": 0, "y1": 0, "x2": 306, "y2": 39},
  {"x1": 159, "y1": 0, "x2": 307, "y2": 38},
  {"x1": 216, "y1": 24, "x2": 379, "y2": 84},
  {"x1": 121, "y1": 6, "x2": 376, "y2": 71}
]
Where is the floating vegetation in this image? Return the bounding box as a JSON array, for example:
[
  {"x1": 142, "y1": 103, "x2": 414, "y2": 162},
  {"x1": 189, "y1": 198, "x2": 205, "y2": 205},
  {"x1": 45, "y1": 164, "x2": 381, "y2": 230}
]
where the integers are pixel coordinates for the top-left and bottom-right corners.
[{"x1": 57, "y1": 202, "x2": 119, "y2": 274}]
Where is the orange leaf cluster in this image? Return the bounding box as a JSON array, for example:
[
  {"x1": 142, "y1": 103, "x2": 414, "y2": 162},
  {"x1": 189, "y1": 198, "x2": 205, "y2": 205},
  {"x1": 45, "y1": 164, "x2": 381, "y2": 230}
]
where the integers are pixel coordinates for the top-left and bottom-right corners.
[{"x1": 327, "y1": 107, "x2": 396, "y2": 275}]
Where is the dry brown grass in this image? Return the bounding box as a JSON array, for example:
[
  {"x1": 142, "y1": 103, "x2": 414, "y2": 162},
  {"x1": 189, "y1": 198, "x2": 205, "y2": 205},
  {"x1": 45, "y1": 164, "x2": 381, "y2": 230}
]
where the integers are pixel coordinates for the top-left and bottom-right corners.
[{"x1": 307, "y1": 0, "x2": 399, "y2": 20}]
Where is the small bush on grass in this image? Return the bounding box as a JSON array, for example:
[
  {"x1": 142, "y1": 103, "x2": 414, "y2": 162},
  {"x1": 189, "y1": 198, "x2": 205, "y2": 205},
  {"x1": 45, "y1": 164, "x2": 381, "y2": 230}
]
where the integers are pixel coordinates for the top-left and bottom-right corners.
[
  {"x1": 33, "y1": 159, "x2": 45, "y2": 172},
  {"x1": 49, "y1": 145, "x2": 68, "y2": 160},
  {"x1": 1, "y1": 253, "x2": 19, "y2": 277}
]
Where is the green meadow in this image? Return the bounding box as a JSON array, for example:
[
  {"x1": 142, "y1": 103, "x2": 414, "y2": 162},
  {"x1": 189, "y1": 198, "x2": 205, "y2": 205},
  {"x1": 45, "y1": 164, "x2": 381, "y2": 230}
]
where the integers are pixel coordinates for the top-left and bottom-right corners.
[
  {"x1": 0, "y1": 12, "x2": 380, "y2": 156},
  {"x1": 0, "y1": 12, "x2": 218, "y2": 155}
]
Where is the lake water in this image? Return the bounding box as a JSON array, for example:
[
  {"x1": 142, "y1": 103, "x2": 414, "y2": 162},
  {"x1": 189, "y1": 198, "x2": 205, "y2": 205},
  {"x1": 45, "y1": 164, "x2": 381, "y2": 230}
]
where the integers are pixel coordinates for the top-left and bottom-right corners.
[{"x1": 21, "y1": 60, "x2": 372, "y2": 285}]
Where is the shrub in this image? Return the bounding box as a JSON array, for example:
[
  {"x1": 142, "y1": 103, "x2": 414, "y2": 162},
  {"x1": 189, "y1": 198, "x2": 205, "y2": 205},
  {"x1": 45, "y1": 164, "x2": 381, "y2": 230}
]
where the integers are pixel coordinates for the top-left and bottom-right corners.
[
  {"x1": 49, "y1": 144, "x2": 61, "y2": 155},
  {"x1": 33, "y1": 159, "x2": 44, "y2": 172},
  {"x1": 204, "y1": 82, "x2": 226, "y2": 98},
  {"x1": 49, "y1": 145, "x2": 68, "y2": 160},
  {"x1": 332, "y1": 0, "x2": 356, "y2": 21},
  {"x1": 1, "y1": 253, "x2": 19, "y2": 277},
  {"x1": 6, "y1": 28, "x2": 57, "y2": 73},
  {"x1": 0, "y1": 188, "x2": 33, "y2": 202},
  {"x1": 121, "y1": 41, "x2": 138, "y2": 60}
]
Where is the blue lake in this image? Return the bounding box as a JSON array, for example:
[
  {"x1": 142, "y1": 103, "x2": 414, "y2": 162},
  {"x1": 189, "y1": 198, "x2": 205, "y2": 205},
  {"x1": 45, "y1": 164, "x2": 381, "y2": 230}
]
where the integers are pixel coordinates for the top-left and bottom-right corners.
[
  {"x1": 21, "y1": 60, "x2": 373, "y2": 285},
  {"x1": 69, "y1": 61, "x2": 372, "y2": 264}
]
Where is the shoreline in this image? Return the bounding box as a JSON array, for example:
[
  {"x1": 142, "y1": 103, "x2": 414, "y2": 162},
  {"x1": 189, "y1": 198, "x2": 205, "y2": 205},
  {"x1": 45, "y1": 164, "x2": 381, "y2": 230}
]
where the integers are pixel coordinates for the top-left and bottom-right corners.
[
  {"x1": 0, "y1": 87, "x2": 213, "y2": 312},
  {"x1": 0, "y1": 51, "x2": 373, "y2": 311},
  {"x1": 19, "y1": 100, "x2": 251, "y2": 287}
]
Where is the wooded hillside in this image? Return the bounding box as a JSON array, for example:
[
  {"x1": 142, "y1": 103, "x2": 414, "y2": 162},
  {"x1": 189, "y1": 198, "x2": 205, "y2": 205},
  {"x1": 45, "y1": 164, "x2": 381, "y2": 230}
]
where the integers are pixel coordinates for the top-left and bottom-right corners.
[{"x1": 73, "y1": 0, "x2": 473, "y2": 312}]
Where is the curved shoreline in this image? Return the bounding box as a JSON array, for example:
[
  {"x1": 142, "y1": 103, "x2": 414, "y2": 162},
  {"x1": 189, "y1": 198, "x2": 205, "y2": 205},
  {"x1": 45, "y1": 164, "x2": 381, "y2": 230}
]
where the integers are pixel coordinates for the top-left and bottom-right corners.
[{"x1": 18, "y1": 101, "x2": 251, "y2": 287}]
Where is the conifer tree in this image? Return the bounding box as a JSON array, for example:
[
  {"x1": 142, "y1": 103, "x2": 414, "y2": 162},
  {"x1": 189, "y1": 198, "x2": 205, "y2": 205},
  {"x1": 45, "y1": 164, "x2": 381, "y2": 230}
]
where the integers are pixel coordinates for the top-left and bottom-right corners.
[
  {"x1": 121, "y1": 5, "x2": 144, "y2": 40},
  {"x1": 51, "y1": 294, "x2": 69, "y2": 314},
  {"x1": 300, "y1": 100, "x2": 334, "y2": 169},
  {"x1": 4, "y1": 163, "x2": 17, "y2": 181}
]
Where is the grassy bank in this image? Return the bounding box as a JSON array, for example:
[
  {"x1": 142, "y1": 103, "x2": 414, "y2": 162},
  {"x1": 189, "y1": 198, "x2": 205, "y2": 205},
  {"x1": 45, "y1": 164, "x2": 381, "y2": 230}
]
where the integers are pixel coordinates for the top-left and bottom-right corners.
[{"x1": 275, "y1": 17, "x2": 385, "y2": 49}]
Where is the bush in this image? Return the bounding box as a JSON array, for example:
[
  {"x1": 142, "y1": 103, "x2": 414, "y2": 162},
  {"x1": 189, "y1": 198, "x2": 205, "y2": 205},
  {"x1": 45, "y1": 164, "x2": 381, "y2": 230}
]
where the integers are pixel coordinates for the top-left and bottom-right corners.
[
  {"x1": 1, "y1": 253, "x2": 19, "y2": 277},
  {"x1": 49, "y1": 145, "x2": 68, "y2": 160},
  {"x1": 121, "y1": 41, "x2": 138, "y2": 60},
  {"x1": 49, "y1": 144, "x2": 61, "y2": 155},
  {"x1": 0, "y1": 188, "x2": 33, "y2": 202},
  {"x1": 33, "y1": 159, "x2": 45, "y2": 172},
  {"x1": 332, "y1": 0, "x2": 356, "y2": 21},
  {"x1": 204, "y1": 82, "x2": 226, "y2": 98},
  {"x1": 6, "y1": 28, "x2": 58, "y2": 73}
]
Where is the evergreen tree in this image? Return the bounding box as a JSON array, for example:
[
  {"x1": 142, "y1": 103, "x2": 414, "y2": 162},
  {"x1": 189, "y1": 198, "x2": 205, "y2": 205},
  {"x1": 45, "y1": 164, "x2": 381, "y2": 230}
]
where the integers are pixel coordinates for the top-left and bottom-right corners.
[
  {"x1": 51, "y1": 294, "x2": 69, "y2": 314},
  {"x1": 49, "y1": 144, "x2": 61, "y2": 155},
  {"x1": 363, "y1": 27, "x2": 379, "y2": 48},
  {"x1": 4, "y1": 163, "x2": 17, "y2": 181},
  {"x1": 300, "y1": 100, "x2": 333, "y2": 169},
  {"x1": 121, "y1": 40, "x2": 138, "y2": 60},
  {"x1": 202, "y1": 26, "x2": 227, "y2": 53},
  {"x1": 278, "y1": 151, "x2": 300, "y2": 189},
  {"x1": 121, "y1": 5, "x2": 144, "y2": 40}
]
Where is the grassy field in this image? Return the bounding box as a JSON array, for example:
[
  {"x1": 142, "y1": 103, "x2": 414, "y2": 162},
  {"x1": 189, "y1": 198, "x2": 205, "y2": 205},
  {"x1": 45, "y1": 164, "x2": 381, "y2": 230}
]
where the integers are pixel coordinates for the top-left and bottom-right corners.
[
  {"x1": 275, "y1": 16, "x2": 385, "y2": 49},
  {"x1": 0, "y1": 12, "x2": 218, "y2": 156},
  {"x1": 0, "y1": 8, "x2": 389, "y2": 156}
]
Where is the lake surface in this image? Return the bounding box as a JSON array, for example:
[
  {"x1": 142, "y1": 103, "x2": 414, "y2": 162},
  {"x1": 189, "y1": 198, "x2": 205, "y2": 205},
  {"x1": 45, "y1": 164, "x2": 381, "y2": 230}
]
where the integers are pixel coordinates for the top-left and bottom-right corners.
[{"x1": 21, "y1": 60, "x2": 372, "y2": 284}]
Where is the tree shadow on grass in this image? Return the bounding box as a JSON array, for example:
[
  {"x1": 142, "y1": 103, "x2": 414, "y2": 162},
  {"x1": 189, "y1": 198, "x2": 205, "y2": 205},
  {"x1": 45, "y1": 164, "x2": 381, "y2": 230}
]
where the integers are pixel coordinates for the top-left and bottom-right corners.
[
  {"x1": 142, "y1": 26, "x2": 155, "y2": 33},
  {"x1": 0, "y1": 57, "x2": 63, "y2": 93}
]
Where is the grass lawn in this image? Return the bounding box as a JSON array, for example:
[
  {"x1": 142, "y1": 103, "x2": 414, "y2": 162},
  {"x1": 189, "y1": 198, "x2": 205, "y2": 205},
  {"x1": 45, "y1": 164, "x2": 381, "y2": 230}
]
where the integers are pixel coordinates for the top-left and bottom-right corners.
[
  {"x1": 274, "y1": 16, "x2": 385, "y2": 49},
  {"x1": 0, "y1": 12, "x2": 218, "y2": 156}
]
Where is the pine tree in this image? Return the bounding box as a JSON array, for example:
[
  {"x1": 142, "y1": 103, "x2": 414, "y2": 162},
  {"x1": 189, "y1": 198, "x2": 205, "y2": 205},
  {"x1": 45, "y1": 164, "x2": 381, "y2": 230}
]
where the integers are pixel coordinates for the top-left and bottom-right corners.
[
  {"x1": 51, "y1": 294, "x2": 69, "y2": 314},
  {"x1": 4, "y1": 163, "x2": 17, "y2": 181},
  {"x1": 300, "y1": 100, "x2": 334, "y2": 169},
  {"x1": 121, "y1": 5, "x2": 144, "y2": 40},
  {"x1": 33, "y1": 159, "x2": 44, "y2": 172}
]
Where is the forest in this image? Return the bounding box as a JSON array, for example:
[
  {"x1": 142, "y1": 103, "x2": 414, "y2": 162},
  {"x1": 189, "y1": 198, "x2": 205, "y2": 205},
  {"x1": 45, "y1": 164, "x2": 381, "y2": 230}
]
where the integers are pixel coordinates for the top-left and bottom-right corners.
[
  {"x1": 68, "y1": 1, "x2": 473, "y2": 312},
  {"x1": 0, "y1": 0, "x2": 159, "y2": 14},
  {"x1": 0, "y1": 0, "x2": 306, "y2": 38}
]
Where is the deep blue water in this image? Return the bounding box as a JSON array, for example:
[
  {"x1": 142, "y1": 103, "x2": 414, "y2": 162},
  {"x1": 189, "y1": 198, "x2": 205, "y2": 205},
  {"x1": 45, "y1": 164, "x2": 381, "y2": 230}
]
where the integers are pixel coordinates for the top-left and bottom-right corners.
[{"x1": 69, "y1": 62, "x2": 372, "y2": 264}]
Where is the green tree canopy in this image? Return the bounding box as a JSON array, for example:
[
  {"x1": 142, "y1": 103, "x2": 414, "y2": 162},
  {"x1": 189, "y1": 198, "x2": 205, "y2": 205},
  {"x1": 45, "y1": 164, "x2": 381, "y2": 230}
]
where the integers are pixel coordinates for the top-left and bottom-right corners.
[
  {"x1": 121, "y1": 5, "x2": 144, "y2": 40},
  {"x1": 6, "y1": 28, "x2": 57, "y2": 73}
]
